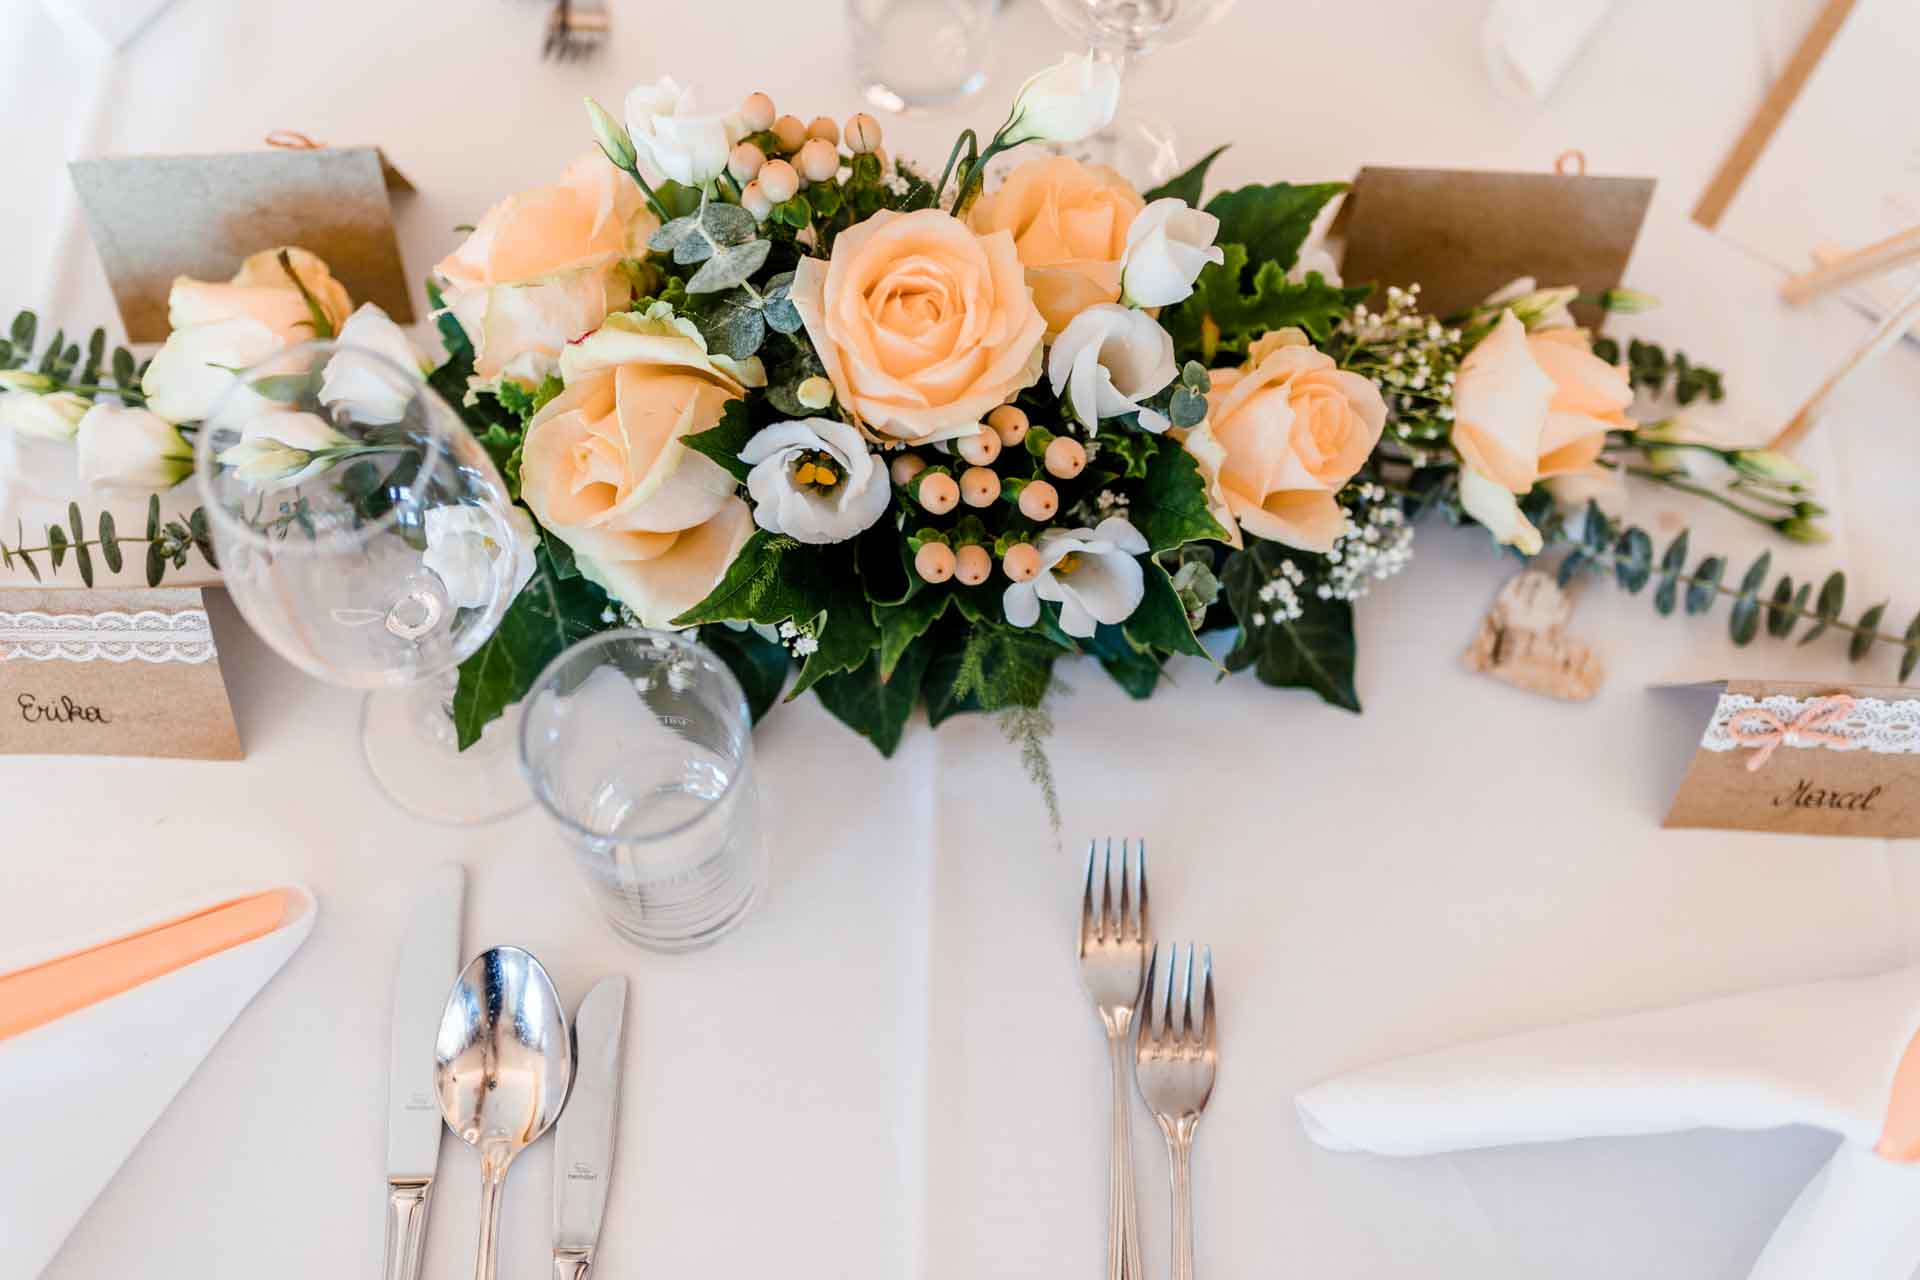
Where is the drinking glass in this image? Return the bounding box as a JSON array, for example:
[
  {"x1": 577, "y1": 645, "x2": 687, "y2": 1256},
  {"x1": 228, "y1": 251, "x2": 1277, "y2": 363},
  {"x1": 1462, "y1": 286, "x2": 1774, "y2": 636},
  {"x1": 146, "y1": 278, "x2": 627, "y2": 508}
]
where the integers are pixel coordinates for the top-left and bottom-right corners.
[
  {"x1": 848, "y1": 0, "x2": 998, "y2": 112},
  {"x1": 519, "y1": 629, "x2": 767, "y2": 952},
  {"x1": 1037, "y1": 0, "x2": 1238, "y2": 185},
  {"x1": 194, "y1": 340, "x2": 529, "y2": 825}
]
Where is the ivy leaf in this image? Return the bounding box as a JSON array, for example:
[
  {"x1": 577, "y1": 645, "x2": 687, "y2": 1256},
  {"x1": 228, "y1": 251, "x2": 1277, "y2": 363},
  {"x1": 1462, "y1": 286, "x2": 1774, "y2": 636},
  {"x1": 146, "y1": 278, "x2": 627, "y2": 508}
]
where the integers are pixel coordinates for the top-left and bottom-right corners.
[
  {"x1": 789, "y1": 595, "x2": 881, "y2": 699},
  {"x1": 1222, "y1": 543, "x2": 1360, "y2": 712},
  {"x1": 1132, "y1": 440, "x2": 1228, "y2": 552},
  {"x1": 687, "y1": 239, "x2": 771, "y2": 294},
  {"x1": 451, "y1": 543, "x2": 610, "y2": 749},
  {"x1": 1203, "y1": 181, "x2": 1347, "y2": 274},
  {"x1": 1123, "y1": 561, "x2": 1210, "y2": 660},
  {"x1": 876, "y1": 588, "x2": 952, "y2": 679},
  {"x1": 1143, "y1": 144, "x2": 1228, "y2": 207},
  {"x1": 1161, "y1": 246, "x2": 1368, "y2": 359},
  {"x1": 681, "y1": 400, "x2": 756, "y2": 483},
  {"x1": 701, "y1": 624, "x2": 791, "y2": 722},
  {"x1": 812, "y1": 633, "x2": 936, "y2": 757},
  {"x1": 1082, "y1": 623, "x2": 1166, "y2": 699},
  {"x1": 671, "y1": 531, "x2": 833, "y2": 628}
]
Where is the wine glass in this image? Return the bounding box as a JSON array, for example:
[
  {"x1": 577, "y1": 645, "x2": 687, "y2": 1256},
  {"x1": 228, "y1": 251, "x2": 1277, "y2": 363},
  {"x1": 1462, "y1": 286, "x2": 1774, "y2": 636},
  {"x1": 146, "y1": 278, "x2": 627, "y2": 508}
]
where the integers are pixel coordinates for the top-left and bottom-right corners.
[
  {"x1": 194, "y1": 340, "x2": 530, "y2": 825},
  {"x1": 1036, "y1": 0, "x2": 1238, "y2": 186}
]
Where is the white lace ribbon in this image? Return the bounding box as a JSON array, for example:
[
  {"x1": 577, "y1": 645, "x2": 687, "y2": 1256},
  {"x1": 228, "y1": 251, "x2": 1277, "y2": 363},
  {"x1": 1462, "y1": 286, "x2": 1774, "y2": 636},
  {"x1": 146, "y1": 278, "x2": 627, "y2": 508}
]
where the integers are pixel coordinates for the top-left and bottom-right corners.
[
  {"x1": 1702, "y1": 693, "x2": 1920, "y2": 758},
  {"x1": 0, "y1": 607, "x2": 216, "y2": 665}
]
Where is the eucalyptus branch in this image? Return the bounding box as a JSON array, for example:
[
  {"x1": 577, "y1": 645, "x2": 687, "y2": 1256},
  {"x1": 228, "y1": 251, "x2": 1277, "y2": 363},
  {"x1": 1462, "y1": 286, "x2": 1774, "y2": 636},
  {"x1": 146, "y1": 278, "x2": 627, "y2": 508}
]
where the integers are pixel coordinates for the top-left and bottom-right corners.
[{"x1": 0, "y1": 497, "x2": 210, "y2": 588}]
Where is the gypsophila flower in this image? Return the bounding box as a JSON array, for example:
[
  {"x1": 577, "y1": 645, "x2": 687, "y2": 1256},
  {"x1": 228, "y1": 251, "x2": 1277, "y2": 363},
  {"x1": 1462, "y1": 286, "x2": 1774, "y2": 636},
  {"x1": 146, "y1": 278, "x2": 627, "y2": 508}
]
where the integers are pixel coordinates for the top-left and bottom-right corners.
[{"x1": 1316, "y1": 484, "x2": 1415, "y2": 602}]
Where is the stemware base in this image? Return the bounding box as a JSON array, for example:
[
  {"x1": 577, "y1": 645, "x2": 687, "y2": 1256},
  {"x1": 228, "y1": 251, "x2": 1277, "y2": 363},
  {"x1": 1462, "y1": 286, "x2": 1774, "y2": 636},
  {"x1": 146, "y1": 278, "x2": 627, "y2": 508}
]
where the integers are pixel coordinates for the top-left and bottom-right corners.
[{"x1": 360, "y1": 677, "x2": 529, "y2": 826}]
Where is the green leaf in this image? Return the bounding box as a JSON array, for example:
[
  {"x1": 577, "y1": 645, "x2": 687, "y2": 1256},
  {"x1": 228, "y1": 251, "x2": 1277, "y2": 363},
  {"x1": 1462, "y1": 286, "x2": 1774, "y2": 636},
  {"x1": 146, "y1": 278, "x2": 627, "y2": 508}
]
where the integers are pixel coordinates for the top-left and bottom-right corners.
[
  {"x1": 1203, "y1": 181, "x2": 1347, "y2": 274},
  {"x1": 1143, "y1": 144, "x2": 1228, "y2": 207},
  {"x1": 1852, "y1": 603, "x2": 1888, "y2": 662},
  {"x1": 876, "y1": 588, "x2": 952, "y2": 679},
  {"x1": 1613, "y1": 526, "x2": 1653, "y2": 593},
  {"x1": 111, "y1": 346, "x2": 136, "y2": 390},
  {"x1": 1902, "y1": 610, "x2": 1920, "y2": 683},
  {"x1": 144, "y1": 540, "x2": 162, "y2": 587},
  {"x1": 1765, "y1": 577, "x2": 1799, "y2": 639},
  {"x1": 686, "y1": 239, "x2": 771, "y2": 294},
  {"x1": 1737, "y1": 550, "x2": 1771, "y2": 599},
  {"x1": 680, "y1": 399, "x2": 756, "y2": 483},
  {"x1": 700, "y1": 201, "x2": 759, "y2": 246},
  {"x1": 1801, "y1": 571, "x2": 1846, "y2": 646},
  {"x1": 1081, "y1": 623, "x2": 1165, "y2": 698},
  {"x1": 689, "y1": 288, "x2": 767, "y2": 359},
  {"x1": 789, "y1": 598, "x2": 881, "y2": 699},
  {"x1": 671, "y1": 531, "x2": 831, "y2": 628},
  {"x1": 1729, "y1": 595, "x2": 1760, "y2": 645},
  {"x1": 701, "y1": 625, "x2": 791, "y2": 722},
  {"x1": 146, "y1": 493, "x2": 161, "y2": 541},
  {"x1": 47, "y1": 525, "x2": 66, "y2": 571},
  {"x1": 1123, "y1": 561, "x2": 1210, "y2": 660},
  {"x1": 1685, "y1": 555, "x2": 1724, "y2": 615},
  {"x1": 1132, "y1": 442, "x2": 1228, "y2": 552},
  {"x1": 1653, "y1": 530, "x2": 1688, "y2": 615},
  {"x1": 451, "y1": 544, "x2": 609, "y2": 750},
  {"x1": 98, "y1": 510, "x2": 121, "y2": 573},
  {"x1": 921, "y1": 625, "x2": 1058, "y2": 723},
  {"x1": 1162, "y1": 247, "x2": 1366, "y2": 359},
  {"x1": 1221, "y1": 544, "x2": 1360, "y2": 711},
  {"x1": 812, "y1": 633, "x2": 936, "y2": 757}
]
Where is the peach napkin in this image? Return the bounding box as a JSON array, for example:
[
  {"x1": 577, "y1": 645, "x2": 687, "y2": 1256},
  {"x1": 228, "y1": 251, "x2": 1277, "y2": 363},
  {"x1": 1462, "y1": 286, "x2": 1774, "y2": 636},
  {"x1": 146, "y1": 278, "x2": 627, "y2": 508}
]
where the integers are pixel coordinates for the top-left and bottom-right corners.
[{"x1": 0, "y1": 885, "x2": 315, "y2": 1275}]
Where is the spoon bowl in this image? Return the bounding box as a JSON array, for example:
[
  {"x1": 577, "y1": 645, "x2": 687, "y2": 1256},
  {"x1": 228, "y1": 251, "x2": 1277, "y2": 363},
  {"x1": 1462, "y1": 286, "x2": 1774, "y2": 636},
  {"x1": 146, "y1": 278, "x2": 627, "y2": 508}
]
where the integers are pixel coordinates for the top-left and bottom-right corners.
[{"x1": 434, "y1": 946, "x2": 574, "y2": 1280}]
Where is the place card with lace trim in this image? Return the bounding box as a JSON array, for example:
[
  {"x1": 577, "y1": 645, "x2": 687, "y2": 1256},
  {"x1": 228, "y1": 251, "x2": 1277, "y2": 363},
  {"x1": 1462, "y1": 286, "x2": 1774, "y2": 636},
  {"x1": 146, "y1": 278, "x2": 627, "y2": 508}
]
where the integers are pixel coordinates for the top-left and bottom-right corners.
[
  {"x1": 1663, "y1": 679, "x2": 1920, "y2": 838},
  {"x1": 0, "y1": 588, "x2": 240, "y2": 759}
]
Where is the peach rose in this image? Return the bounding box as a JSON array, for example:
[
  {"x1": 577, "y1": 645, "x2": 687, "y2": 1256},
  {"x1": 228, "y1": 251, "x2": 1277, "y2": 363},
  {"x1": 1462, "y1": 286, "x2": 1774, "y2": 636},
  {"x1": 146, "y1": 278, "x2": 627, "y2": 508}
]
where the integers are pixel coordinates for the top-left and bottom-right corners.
[
  {"x1": 1451, "y1": 309, "x2": 1631, "y2": 495},
  {"x1": 434, "y1": 152, "x2": 657, "y2": 385},
  {"x1": 791, "y1": 208, "x2": 1045, "y2": 444},
  {"x1": 167, "y1": 247, "x2": 353, "y2": 343},
  {"x1": 1184, "y1": 335, "x2": 1387, "y2": 552},
  {"x1": 519, "y1": 310, "x2": 756, "y2": 627},
  {"x1": 967, "y1": 155, "x2": 1144, "y2": 335}
]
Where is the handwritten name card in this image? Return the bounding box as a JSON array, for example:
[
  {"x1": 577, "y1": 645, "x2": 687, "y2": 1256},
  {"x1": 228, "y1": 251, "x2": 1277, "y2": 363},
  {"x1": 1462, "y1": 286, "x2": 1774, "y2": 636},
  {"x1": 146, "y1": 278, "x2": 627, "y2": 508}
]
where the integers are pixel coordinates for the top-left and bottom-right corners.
[
  {"x1": 1662, "y1": 679, "x2": 1919, "y2": 838},
  {"x1": 0, "y1": 588, "x2": 240, "y2": 759}
]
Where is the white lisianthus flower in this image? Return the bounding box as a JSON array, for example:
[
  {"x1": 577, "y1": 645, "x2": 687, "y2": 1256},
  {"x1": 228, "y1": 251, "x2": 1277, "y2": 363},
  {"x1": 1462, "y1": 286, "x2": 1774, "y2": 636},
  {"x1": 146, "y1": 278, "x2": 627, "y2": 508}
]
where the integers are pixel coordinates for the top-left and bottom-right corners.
[
  {"x1": 1458, "y1": 464, "x2": 1543, "y2": 556},
  {"x1": 1120, "y1": 198, "x2": 1224, "y2": 307},
  {"x1": 215, "y1": 411, "x2": 352, "y2": 488},
  {"x1": 1048, "y1": 303, "x2": 1177, "y2": 432},
  {"x1": 142, "y1": 316, "x2": 282, "y2": 423},
  {"x1": 0, "y1": 390, "x2": 90, "y2": 440},
  {"x1": 423, "y1": 503, "x2": 537, "y2": 610},
  {"x1": 1483, "y1": 276, "x2": 1577, "y2": 331},
  {"x1": 623, "y1": 77, "x2": 740, "y2": 187},
  {"x1": 999, "y1": 53, "x2": 1121, "y2": 147},
  {"x1": 1003, "y1": 516, "x2": 1149, "y2": 637},
  {"x1": 75, "y1": 404, "x2": 192, "y2": 493},
  {"x1": 739, "y1": 418, "x2": 891, "y2": 545},
  {"x1": 320, "y1": 304, "x2": 430, "y2": 425}
]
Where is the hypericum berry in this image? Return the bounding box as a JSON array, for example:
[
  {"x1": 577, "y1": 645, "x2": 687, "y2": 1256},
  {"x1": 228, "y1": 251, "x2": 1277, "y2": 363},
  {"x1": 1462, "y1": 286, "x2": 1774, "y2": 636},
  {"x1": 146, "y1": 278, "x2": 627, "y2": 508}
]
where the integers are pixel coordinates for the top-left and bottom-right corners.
[
  {"x1": 954, "y1": 544, "x2": 991, "y2": 586},
  {"x1": 739, "y1": 92, "x2": 776, "y2": 133},
  {"x1": 914, "y1": 542, "x2": 956, "y2": 583},
  {"x1": 917, "y1": 471, "x2": 959, "y2": 515},
  {"x1": 955, "y1": 427, "x2": 1001, "y2": 466},
  {"x1": 727, "y1": 141, "x2": 766, "y2": 184},
  {"x1": 797, "y1": 138, "x2": 840, "y2": 184},
  {"x1": 960, "y1": 466, "x2": 1001, "y2": 507},
  {"x1": 1002, "y1": 542, "x2": 1041, "y2": 582},
  {"x1": 796, "y1": 376, "x2": 834, "y2": 410},
  {"x1": 758, "y1": 159, "x2": 800, "y2": 204},
  {"x1": 770, "y1": 115, "x2": 807, "y2": 155},
  {"x1": 1017, "y1": 479, "x2": 1059, "y2": 521},
  {"x1": 988, "y1": 404, "x2": 1029, "y2": 446},
  {"x1": 1044, "y1": 436, "x2": 1087, "y2": 479},
  {"x1": 845, "y1": 113, "x2": 882, "y2": 154},
  {"x1": 889, "y1": 453, "x2": 927, "y2": 486},
  {"x1": 806, "y1": 115, "x2": 840, "y2": 145},
  {"x1": 740, "y1": 181, "x2": 773, "y2": 221}
]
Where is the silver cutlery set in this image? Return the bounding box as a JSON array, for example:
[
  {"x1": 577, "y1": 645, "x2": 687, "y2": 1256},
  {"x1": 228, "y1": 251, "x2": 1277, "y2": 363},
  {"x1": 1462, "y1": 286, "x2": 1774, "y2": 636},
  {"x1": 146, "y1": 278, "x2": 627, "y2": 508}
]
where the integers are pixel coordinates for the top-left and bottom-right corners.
[
  {"x1": 1080, "y1": 839, "x2": 1218, "y2": 1280},
  {"x1": 384, "y1": 866, "x2": 628, "y2": 1280}
]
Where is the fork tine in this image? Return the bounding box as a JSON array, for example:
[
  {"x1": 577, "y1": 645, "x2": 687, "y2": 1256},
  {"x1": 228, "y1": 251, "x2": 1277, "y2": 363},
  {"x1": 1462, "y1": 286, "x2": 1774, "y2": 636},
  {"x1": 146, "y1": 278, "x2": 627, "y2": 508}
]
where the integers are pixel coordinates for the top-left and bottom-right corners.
[
  {"x1": 1079, "y1": 840, "x2": 1096, "y2": 951},
  {"x1": 1199, "y1": 946, "x2": 1215, "y2": 1051},
  {"x1": 1133, "y1": 839, "x2": 1150, "y2": 942},
  {"x1": 1100, "y1": 837, "x2": 1115, "y2": 941},
  {"x1": 1116, "y1": 838, "x2": 1131, "y2": 944},
  {"x1": 1160, "y1": 943, "x2": 1177, "y2": 1043},
  {"x1": 1140, "y1": 946, "x2": 1161, "y2": 1047},
  {"x1": 1179, "y1": 943, "x2": 1196, "y2": 1043}
]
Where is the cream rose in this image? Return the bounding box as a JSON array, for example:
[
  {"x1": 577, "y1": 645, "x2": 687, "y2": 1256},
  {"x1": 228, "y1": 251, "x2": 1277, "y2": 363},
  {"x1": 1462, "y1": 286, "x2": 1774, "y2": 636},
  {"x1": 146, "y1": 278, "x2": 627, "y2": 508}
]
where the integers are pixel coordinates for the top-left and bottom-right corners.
[
  {"x1": 966, "y1": 155, "x2": 1144, "y2": 336},
  {"x1": 166, "y1": 247, "x2": 353, "y2": 344},
  {"x1": 1451, "y1": 309, "x2": 1631, "y2": 496},
  {"x1": 790, "y1": 208, "x2": 1045, "y2": 444},
  {"x1": 1186, "y1": 340, "x2": 1387, "y2": 553},
  {"x1": 520, "y1": 311, "x2": 756, "y2": 627},
  {"x1": 433, "y1": 152, "x2": 657, "y2": 385}
]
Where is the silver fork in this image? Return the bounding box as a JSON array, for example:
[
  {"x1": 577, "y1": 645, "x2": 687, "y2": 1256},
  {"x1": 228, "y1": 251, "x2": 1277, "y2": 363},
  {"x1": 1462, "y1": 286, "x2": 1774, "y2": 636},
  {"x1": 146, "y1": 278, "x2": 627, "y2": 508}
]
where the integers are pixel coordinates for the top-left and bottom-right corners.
[
  {"x1": 541, "y1": 0, "x2": 609, "y2": 61},
  {"x1": 1136, "y1": 944, "x2": 1217, "y2": 1280},
  {"x1": 1078, "y1": 838, "x2": 1150, "y2": 1280}
]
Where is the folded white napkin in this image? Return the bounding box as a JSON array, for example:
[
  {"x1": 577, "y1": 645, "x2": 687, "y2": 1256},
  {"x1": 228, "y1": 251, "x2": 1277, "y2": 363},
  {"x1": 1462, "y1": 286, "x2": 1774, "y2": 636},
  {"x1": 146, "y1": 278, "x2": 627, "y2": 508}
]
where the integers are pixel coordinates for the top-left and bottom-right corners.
[
  {"x1": 0, "y1": 885, "x2": 316, "y2": 1276},
  {"x1": 1297, "y1": 964, "x2": 1920, "y2": 1279},
  {"x1": 1480, "y1": 0, "x2": 1615, "y2": 103}
]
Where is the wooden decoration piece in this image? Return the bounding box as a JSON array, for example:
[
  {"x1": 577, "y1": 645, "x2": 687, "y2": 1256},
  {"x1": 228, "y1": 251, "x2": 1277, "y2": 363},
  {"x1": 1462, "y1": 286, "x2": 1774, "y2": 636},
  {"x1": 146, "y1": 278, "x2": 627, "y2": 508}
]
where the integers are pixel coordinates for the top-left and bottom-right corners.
[{"x1": 1464, "y1": 570, "x2": 1605, "y2": 702}]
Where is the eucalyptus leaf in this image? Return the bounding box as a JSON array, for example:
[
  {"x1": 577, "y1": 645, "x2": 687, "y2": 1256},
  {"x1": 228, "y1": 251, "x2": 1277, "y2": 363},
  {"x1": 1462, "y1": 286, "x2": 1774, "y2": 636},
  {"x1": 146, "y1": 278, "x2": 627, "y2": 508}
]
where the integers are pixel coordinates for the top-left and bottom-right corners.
[
  {"x1": 1902, "y1": 610, "x2": 1920, "y2": 683},
  {"x1": 98, "y1": 510, "x2": 121, "y2": 573},
  {"x1": 649, "y1": 214, "x2": 702, "y2": 253},
  {"x1": 686, "y1": 239, "x2": 772, "y2": 294},
  {"x1": 1852, "y1": 603, "x2": 1888, "y2": 662},
  {"x1": 1613, "y1": 526, "x2": 1652, "y2": 593},
  {"x1": 1765, "y1": 577, "x2": 1799, "y2": 639},
  {"x1": 1801, "y1": 571, "x2": 1846, "y2": 645},
  {"x1": 47, "y1": 525, "x2": 66, "y2": 571},
  {"x1": 673, "y1": 232, "x2": 716, "y2": 266},
  {"x1": 1168, "y1": 387, "x2": 1206, "y2": 428},
  {"x1": 1684, "y1": 555, "x2": 1724, "y2": 615},
  {"x1": 700, "y1": 201, "x2": 758, "y2": 246}
]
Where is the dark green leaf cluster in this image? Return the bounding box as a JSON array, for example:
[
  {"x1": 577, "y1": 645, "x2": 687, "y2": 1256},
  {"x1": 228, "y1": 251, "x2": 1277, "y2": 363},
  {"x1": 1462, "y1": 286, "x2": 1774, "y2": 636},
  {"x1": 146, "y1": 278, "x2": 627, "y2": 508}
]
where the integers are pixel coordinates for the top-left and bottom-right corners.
[
  {"x1": 1589, "y1": 336, "x2": 1724, "y2": 406},
  {"x1": 0, "y1": 310, "x2": 145, "y2": 402}
]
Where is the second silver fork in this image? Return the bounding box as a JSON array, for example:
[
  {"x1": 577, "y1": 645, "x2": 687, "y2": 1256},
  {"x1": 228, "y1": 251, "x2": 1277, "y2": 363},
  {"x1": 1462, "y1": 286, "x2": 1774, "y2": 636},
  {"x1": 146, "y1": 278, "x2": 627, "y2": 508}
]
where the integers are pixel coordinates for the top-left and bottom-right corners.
[
  {"x1": 1078, "y1": 838, "x2": 1150, "y2": 1280},
  {"x1": 1136, "y1": 944, "x2": 1218, "y2": 1280}
]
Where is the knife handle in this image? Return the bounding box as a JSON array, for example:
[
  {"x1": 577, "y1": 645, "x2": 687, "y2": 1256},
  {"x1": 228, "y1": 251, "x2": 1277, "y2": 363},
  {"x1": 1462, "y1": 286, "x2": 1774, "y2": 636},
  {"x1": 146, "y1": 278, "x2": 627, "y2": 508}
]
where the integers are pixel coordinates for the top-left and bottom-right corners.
[
  {"x1": 384, "y1": 1179, "x2": 433, "y2": 1280},
  {"x1": 553, "y1": 1249, "x2": 593, "y2": 1280}
]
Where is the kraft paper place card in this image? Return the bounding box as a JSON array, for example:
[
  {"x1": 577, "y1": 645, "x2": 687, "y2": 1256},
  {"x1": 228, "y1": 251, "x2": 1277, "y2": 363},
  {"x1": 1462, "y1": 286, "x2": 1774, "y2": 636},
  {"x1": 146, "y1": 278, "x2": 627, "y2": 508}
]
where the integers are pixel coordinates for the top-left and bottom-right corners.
[
  {"x1": 1661, "y1": 679, "x2": 1919, "y2": 838},
  {"x1": 1338, "y1": 166, "x2": 1655, "y2": 329},
  {"x1": 69, "y1": 144, "x2": 414, "y2": 343},
  {"x1": 0, "y1": 587, "x2": 241, "y2": 760}
]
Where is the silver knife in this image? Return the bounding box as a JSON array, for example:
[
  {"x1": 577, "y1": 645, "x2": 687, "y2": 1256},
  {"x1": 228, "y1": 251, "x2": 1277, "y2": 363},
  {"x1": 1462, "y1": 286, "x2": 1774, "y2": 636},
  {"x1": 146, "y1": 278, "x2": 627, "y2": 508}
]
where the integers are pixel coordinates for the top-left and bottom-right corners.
[
  {"x1": 553, "y1": 975, "x2": 629, "y2": 1280},
  {"x1": 384, "y1": 864, "x2": 466, "y2": 1280}
]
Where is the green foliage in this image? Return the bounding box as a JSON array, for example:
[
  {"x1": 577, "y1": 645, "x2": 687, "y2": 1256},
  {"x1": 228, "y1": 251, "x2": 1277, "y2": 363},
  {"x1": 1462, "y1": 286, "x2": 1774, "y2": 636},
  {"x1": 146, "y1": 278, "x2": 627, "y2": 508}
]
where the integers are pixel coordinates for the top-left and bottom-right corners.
[
  {"x1": 681, "y1": 400, "x2": 756, "y2": 483},
  {"x1": 1124, "y1": 561, "x2": 1211, "y2": 660},
  {"x1": 671, "y1": 532, "x2": 829, "y2": 628},
  {"x1": 1590, "y1": 336, "x2": 1725, "y2": 406},
  {"x1": 813, "y1": 634, "x2": 936, "y2": 757},
  {"x1": 1161, "y1": 246, "x2": 1367, "y2": 361},
  {"x1": 451, "y1": 543, "x2": 610, "y2": 749},
  {"x1": 700, "y1": 625, "x2": 792, "y2": 722},
  {"x1": 923, "y1": 623, "x2": 1060, "y2": 725},
  {"x1": 495, "y1": 374, "x2": 563, "y2": 423},
  {"x1": 1131, "y1": 441, "x2": 1229, "y2": 552},
  {"x1": 1204, "y1": 181, "x2": 1347, "y2": 275},
  {"x1": 1221, "y1": 540, "x2": 1360, "y2": 711},
  {"x1": 1143, "y1": 145, "x2": 1228, "y2": 207}
]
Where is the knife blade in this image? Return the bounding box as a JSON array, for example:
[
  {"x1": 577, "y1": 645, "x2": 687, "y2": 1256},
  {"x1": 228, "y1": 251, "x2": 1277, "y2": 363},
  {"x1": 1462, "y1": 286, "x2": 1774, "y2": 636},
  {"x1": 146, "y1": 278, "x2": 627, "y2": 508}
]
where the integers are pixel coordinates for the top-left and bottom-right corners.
[
  {"x1": 384, "y1": 863, "x2": 465, "y2": 1280},
  {"x1": 553, "y1": 975, "x2": 629, "y2": 1279}
]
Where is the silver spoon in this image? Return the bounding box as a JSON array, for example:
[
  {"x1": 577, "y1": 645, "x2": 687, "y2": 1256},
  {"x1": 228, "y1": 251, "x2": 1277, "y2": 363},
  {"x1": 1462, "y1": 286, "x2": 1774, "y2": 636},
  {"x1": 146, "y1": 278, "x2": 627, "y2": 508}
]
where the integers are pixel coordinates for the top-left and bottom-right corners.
[{"x1": 434, "y1": 946, "x2": 575, "y2": 1280}]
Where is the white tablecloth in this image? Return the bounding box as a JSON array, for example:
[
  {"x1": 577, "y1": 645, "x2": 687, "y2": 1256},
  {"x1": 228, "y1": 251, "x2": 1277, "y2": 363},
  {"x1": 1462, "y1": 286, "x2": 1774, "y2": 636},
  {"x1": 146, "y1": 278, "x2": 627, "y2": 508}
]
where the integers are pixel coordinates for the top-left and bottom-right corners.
[{"x1": 5, "y1": 0, "x2": 1920, "y2": 1276}]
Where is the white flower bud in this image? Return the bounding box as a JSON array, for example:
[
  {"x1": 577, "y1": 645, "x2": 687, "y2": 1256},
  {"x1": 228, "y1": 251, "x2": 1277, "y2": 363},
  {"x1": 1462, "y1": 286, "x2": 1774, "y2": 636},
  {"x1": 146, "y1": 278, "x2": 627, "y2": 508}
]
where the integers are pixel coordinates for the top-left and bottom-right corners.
[
  {"x1": 0, "y1": 370, "x2": 54, "y2": 393},
  {"x1": 585, "y1": 96, "x2": 636, "y2": 172},
  {"x1": 1120, "y1": 198, "x2": 1225, "y2": 308},
  {"x1": 623, "y1": 76, "x2": 741, "y2": 187},
  {"x1": 75, "y1": 403, "x2": 193, "y2": 493},
  {"x1": 0, "y1": 389, "x2": 90, "y2": 440},
  {"x1": 999, "y1": 53, "x2": 1121, "y2": 147}
]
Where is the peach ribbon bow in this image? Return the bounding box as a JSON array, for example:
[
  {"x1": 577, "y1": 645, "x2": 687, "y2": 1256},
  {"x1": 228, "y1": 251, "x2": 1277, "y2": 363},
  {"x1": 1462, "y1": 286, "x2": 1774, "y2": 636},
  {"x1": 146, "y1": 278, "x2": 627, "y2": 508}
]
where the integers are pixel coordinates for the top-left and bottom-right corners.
[{"x1": 1728, "y1": 694, "x2": 1857, "y2": 772}]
